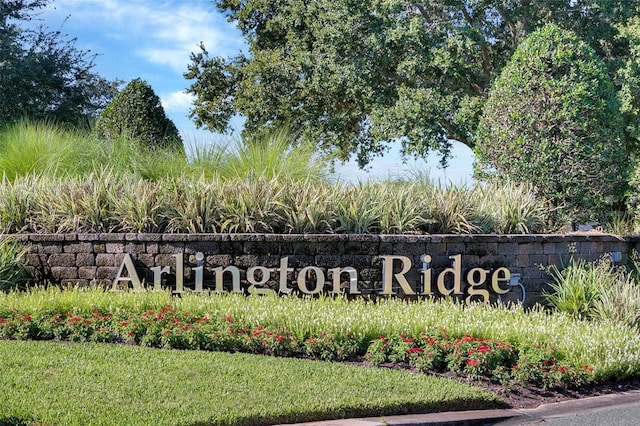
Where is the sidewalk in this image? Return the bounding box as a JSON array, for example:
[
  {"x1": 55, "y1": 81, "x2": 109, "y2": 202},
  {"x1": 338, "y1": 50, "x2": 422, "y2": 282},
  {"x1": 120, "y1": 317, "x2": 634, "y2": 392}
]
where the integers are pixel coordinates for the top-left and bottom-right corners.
[{"x1": 284, "y1": 389, "x2": 640, "y2": 426}]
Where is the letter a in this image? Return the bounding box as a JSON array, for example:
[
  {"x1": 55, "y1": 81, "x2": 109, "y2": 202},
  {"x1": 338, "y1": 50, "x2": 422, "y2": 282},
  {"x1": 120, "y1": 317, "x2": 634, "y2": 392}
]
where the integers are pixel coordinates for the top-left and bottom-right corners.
[{"x1": 112, "y1": 253, "x2": 143, "y2": 291}]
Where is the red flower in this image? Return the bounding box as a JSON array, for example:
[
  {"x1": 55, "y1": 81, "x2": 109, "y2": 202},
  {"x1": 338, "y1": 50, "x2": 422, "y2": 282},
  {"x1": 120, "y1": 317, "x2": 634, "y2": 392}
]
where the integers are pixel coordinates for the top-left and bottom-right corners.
[
  {"x1": 225, "y1": 315, "x2": 233, "y2": 323},
  {"x1": 477, "y1": 344, "x2": 490, "y2": 354},
  {"x1": 276, "y1": 336, "x2": 285, "y2": 342},
  {"x1": 466, "y1": 359, "x2": 481, "y2": 367}
]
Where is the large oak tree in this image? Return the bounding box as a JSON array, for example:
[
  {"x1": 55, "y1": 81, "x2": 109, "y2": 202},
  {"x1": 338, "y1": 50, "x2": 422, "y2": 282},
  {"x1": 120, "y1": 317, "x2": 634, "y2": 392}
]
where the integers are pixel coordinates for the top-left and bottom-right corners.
[
  {"x1": 185, "y1": 0, "x2": 638, "y2": 166},
  {"x1": 0, "y1": 0, "x2": 118, "y2": 127}
]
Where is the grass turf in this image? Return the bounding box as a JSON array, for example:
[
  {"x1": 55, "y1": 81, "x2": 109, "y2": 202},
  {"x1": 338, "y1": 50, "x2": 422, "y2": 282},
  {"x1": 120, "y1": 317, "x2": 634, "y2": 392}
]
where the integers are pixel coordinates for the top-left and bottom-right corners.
[{"x1": 0, "y1": 340, "x2": 504, "y2": 426}]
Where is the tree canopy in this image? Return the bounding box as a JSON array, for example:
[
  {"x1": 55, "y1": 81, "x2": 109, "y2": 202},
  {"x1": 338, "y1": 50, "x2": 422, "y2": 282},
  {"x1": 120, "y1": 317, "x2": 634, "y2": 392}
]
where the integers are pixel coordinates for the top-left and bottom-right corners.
[
  {"x1": 0, "y1": 0, "x2": 118, "y2": 127},
  {"x1": 474, "y1": 24, "x2": 630, "y2": 224},
  {"x1": 186, "y1": 0, "x2": 639, "y2": 166}
]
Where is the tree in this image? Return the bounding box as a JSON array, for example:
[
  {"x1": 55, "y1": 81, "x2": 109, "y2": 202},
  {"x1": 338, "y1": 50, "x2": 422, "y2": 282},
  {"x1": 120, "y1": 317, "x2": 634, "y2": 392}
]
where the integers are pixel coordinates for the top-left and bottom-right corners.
[
  {"x1": 185, "y1": 0, "x2": 638, "y2": 166},
  {"x1": 0, "y1": 0, "x2": 118, "y2": 127},
  {"x1": 474, "y1": 24, "x2": 630, "y2": 225},
  {"x1": 95, "y1": 78, "x2": 184, "y2": 152}
]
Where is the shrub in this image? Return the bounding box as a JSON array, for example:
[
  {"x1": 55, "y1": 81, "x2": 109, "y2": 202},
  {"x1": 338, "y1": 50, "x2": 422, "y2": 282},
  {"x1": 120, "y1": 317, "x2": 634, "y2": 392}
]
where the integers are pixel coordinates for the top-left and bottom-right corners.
[
  {"x1": 475, "y1": 24, "x2": 630, "y2": 226},
  {"x1": 95, "y1": 78, "x2": 184, "y2": 153}
]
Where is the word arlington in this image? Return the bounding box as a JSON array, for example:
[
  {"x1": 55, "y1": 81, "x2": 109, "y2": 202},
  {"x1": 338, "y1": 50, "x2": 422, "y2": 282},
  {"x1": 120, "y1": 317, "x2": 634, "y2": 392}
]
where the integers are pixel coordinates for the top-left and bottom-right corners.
[{"x1": 113, "y1": 253, "x2": 512, "y2": 304}]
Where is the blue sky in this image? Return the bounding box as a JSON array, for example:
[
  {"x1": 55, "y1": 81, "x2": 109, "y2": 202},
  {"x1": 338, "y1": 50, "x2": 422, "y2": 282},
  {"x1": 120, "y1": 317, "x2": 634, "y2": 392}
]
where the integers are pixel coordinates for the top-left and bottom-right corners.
[{"x1": 38, "y1": 0, "x2": 474, "y2": 183}]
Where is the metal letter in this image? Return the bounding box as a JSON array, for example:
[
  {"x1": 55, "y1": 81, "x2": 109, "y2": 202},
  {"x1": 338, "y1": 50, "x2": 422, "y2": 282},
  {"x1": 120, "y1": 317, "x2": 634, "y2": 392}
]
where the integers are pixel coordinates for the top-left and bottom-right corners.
[
  {"x1": 297, "y1": 266, "x2": 325, "y2": 295},
  {"x1": 213, "y1": 266, "x2": 241, "y2": 293},
  {"x1": 247, "y1": 266, "x2": 276, "y2": 295},
  {"x1": 420, "y1": 254, "x2": 433, "y2": 295},
  {"x1": 112, "y1": 253, "x2": 143, "y2": 291},
  {"x1": 381, "y1": 255, "x2": 415, "y2": 295},
  {"x1": 437, "y1": 254, "x2": 463, "y2": 296},
  {"x1": 151, "y1": 265, "x2": 170, "y2": 291},
  {"x1": 278, "y1": 257, "x2": 293, "y2": 294},
  {"x1": 328, "y1": 267, "x2": 360, "y2": 294},
  {"x1": 173, "y1": 253, "x2": 184, "y2": 294},
  {"x1": 491, "y1": 267, "x2": 511, "y2": 295},
  {"x1": 194, "y1": 252, "x2": 205, "y2": 292},
  {"x1": 465, "y1": 268, "x2": 490, "y2": 304}
]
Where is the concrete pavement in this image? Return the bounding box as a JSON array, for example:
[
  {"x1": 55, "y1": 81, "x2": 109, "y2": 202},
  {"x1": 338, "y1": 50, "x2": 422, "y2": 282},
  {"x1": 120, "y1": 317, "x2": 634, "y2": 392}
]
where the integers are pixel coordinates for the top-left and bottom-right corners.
[{"x1": 284, "y1": 389, "x2": 640, "y2": 426}]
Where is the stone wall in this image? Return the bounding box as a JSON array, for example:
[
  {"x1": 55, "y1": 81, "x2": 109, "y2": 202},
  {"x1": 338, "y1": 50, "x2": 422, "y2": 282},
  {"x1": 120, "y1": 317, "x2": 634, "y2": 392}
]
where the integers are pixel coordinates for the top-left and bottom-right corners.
[{"x1": 9, "y1": 233, "x2": 635, "y2": 307}]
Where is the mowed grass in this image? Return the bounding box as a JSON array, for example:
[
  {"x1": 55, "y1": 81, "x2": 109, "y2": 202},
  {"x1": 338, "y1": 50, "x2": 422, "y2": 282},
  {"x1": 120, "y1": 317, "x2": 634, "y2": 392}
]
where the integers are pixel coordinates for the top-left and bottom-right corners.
[{"x1": 0, "y1": 340, "x2": 503, "y2": 426}]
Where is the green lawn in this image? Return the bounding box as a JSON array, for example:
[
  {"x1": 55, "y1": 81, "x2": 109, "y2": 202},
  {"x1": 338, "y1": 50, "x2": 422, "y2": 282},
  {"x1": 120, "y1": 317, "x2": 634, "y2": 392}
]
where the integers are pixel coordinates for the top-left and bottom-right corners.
[{"x1": 0, "y1": 340, "x2": 504, "y2": 426}]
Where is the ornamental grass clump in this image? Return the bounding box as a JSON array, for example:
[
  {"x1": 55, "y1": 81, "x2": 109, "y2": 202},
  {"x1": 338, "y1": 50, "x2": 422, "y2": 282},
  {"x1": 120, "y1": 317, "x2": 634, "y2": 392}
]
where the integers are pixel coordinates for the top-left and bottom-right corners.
[
  {"x1": 544, "y1": 252, "x2": 640, "y2": 333},
  {"x1": 0, "y1": 120, "x2": 90, "y2": 180},
  {"x1": 0, "y1": 169, "x2": 553, "y2": 234},
  {"x1": 0, "y1": 238, "x2": 29, "y2": 292},
  {"x1": 544, "y1": 256, "x2": 623, "y2": 320}
]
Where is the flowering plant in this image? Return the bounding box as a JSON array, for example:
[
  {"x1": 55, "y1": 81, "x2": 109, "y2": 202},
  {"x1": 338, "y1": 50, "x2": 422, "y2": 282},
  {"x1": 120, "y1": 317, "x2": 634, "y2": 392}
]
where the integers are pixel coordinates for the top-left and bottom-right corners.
[{"x1": 0, "y1": 308, "x2": 595, "y2": 390}]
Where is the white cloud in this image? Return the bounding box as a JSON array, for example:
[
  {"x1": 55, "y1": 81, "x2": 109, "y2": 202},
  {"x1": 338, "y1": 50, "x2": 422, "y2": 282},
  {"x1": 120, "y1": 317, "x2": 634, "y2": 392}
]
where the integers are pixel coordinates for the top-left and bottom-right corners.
[
  {"x1": 161, "y1": 91, "x2": 194, "y2": 112},
  {"x1": 46, "y1": 0, "x2": 245, "y2": 73}
]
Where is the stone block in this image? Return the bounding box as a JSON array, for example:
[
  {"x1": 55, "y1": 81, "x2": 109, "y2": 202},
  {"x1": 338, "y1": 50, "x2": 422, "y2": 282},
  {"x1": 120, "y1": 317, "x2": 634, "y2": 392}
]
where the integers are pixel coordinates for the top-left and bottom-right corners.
[
  {"x1": 146, "y1": 243, "x2": 159, "y2": 255},
  {"x1": 206, "y1": 254, "x2": 233, "y2": 267},
  {"x1": 314, "y1": 255, "x2": 343, "y2": 267},
  {"x1": 159, "y1": 243, "x2": 184, "y2": 254},
  {"x1": 445, "y1": 242, "x2": 466, "y2": 255},
  {"x1": 392, "y1": 243, "x2": 427, "y2": 256},
  {"x1": 466, "y1": 243, "x2": 498, "y2": 257},
  {"x1": 96, "y1": 254, "x2": 116, "y2": 267},
  {"x1": 124, "y1": 242, "x2": 146, "y2": 255},
  {"x1": 136, "y1": 254, "x2": 155, "y2": 267},
  {"x1": 106, "y1": 243, "x2": 125, "y2": 254},
  {"x1": 51, "y1": 267, "x2": 78, "y2": 280},
  {"x1": 25, "y1": 253, "x2": 48, "y2": 267},
  {"x1": 424, "y1": 242, "x2": 447, "y2": 256},
  {"x1": 63, "y1": 242, "x2": 93, "y2": 254},
  {"x1": 48, "y1": 254, "x2": 76, "y2": 267},
  {"x1": 515, "y1": 254, "x2": 530, "y2": 268},
  {"x1": 41, "y1": 243, "x2": 63, "y2": 254},
  {"x1": 498, "y1": 243, "x2": 519, "y2": 256},
  {"x1": 99, "y1": 234, "x2": 127, "y2": 241},
  {"x1": 77, "y1": 233, "x2": 101, "y2": 241},
  {"x1": 96, "y1": 266, "x2": 119, "y2": 280},
  {"x1": 76, "y1": 253, "x2": 95, "y2": 267},
  {"x1": 518, "y1": 243, "x2": 542, "y2": 255},
  {"x1": 78, "y1": 266, "x2": 98, "y2": 280}
]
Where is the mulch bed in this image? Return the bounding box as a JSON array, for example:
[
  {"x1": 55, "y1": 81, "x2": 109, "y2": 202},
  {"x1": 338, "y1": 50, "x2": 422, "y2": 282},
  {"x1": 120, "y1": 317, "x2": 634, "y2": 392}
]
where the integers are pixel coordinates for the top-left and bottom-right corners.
[
  {"x1": 358, "y1": 360, "x2": 640, "y2": 410},
  {"x1": 477, "y1": 376, "x2": 640, "y2": 409}
]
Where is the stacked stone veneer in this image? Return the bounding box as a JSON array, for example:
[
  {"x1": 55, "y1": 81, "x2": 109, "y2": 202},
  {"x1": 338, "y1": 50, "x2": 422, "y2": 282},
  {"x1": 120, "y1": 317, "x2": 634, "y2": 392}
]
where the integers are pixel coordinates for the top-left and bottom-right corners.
[{"x1": 10, "y1": 233, "x2": 636, "y2": 306}]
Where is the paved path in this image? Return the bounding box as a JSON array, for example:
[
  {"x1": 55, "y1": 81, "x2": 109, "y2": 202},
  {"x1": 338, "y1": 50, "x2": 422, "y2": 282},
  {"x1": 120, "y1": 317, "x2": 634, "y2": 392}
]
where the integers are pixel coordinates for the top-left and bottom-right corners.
[{"x1": 284, "y1": 389, "x2": 640, "y2": 426}]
